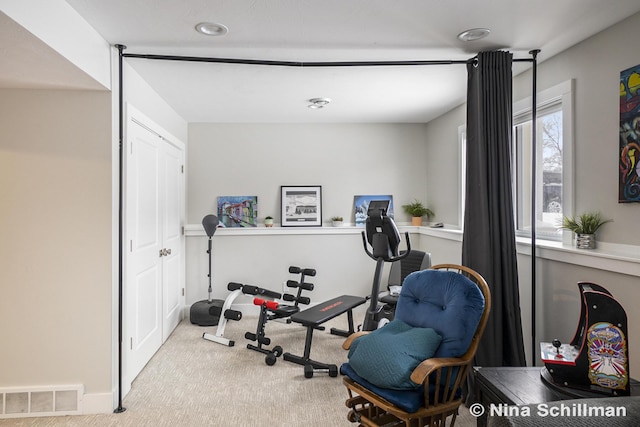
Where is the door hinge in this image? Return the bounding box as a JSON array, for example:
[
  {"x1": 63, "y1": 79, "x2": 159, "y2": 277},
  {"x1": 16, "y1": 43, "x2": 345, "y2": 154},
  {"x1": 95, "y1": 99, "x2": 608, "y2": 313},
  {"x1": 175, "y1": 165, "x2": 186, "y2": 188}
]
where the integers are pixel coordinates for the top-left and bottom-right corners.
[
  {"x1": 182, "y1": 288, "x2": 185, "y2": 296},
  {"x1": 181, "y1": 226, "x2": 185, "y2": 235},
  {"x1": 181, "y1": 165, "x2": 184, "y2": 173},
  {"x1": 130, "y1": 337, "x2": 133, "y2": 350},
  {"x1": 130, "y1": 240, "x2": 133, "y2": 252}
]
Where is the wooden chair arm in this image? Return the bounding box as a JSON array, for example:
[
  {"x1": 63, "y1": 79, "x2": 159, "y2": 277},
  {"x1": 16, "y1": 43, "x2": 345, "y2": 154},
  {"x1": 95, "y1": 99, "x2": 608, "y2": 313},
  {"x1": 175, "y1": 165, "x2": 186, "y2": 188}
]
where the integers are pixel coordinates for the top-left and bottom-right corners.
[
  {"x1": 409, "y1": 356, "x2": 470, "y2": 384},
  {"x1": 342, "y1": 331, "x2": 370, "y2": 350}
]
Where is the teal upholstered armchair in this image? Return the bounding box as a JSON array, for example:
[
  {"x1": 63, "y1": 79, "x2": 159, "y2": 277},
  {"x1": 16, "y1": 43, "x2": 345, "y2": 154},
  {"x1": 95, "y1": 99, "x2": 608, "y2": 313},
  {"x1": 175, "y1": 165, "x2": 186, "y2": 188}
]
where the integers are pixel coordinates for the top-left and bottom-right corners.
[{"x1": 341, "y1": 264, "x2": 491, "y2": 427}]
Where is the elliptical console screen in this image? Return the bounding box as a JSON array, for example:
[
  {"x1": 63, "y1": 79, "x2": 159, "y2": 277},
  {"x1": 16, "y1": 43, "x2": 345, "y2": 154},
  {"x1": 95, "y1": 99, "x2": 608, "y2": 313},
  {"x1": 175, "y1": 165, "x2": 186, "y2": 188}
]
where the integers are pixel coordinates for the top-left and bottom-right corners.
[{"x1": 367, "y1": 200, "x2": 390, "y2": 217}]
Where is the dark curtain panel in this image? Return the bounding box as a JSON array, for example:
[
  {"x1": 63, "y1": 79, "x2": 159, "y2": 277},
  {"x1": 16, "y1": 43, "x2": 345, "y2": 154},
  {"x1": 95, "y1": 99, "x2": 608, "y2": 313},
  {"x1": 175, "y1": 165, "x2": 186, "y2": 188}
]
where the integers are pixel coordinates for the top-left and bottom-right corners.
[{"x1": 462, "y1": 51, "x2": 526, "y2": 368}]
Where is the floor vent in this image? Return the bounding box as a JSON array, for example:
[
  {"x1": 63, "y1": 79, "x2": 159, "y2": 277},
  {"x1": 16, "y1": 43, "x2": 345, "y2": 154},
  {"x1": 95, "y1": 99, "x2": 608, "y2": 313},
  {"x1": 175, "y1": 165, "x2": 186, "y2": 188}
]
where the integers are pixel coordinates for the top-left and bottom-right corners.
[{"x1": 0, "y1": 385, "x2": 83, "y2": 419}]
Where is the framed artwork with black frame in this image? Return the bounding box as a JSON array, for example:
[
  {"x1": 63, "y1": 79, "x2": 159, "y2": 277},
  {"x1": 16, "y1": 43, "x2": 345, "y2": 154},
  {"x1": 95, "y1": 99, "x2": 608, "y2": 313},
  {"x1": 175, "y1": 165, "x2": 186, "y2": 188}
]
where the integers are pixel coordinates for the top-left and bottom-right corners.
[{"x1": 281, "y1": 185, "x2": 323, "y2": 227}]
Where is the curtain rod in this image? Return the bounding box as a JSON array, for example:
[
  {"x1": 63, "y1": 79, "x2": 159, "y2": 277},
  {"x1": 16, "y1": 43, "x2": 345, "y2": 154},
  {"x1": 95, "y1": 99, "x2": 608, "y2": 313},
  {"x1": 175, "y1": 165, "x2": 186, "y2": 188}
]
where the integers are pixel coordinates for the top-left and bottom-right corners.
[
  {"x1": 121, "y1": 50, "x2": 536, "y2": 67},
  {"x1": 112, "y1": 46, "x2": 541, "y2": 411}
]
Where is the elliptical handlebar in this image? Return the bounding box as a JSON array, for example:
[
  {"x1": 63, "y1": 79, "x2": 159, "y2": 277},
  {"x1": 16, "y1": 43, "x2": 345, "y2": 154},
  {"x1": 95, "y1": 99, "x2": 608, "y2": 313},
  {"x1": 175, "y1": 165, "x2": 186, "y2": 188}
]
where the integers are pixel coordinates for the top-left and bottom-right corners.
[{"x1": 361, "y1": 231, "x2": 411, "y2": 262}]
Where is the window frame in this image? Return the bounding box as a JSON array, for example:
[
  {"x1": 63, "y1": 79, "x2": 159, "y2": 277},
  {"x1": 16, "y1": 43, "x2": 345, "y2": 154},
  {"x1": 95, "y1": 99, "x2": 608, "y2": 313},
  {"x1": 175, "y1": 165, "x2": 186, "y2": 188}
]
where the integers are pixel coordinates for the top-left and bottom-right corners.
[
  {"x1": 512, "y1": 79, "x2": 574, "y2": 244},
  {"x1": 458, "y1": 124, "x2": 466, "y2": 229}
]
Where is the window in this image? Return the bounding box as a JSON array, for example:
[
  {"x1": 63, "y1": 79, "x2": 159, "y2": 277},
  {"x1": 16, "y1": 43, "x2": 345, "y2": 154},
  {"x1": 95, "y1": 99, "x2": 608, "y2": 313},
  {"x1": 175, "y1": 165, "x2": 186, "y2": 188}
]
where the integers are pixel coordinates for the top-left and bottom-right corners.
[{"x1": 513, "y1": 80, "x2": 574, "y2": 240}]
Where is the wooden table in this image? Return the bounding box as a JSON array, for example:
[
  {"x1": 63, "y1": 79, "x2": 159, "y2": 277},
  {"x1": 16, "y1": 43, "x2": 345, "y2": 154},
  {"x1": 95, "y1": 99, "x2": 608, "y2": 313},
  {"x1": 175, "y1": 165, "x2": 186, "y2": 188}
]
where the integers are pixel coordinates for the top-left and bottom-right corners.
[{"x1": 473, "y1": 367, "x2": 639, "y2": 427}]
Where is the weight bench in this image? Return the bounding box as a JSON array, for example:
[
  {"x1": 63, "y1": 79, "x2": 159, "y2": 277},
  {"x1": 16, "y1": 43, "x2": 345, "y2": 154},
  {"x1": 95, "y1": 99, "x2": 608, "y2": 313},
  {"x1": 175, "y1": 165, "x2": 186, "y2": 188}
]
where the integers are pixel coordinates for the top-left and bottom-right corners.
[{"x1": 283, "y1": 294, "x2": 366, "y2": 378}]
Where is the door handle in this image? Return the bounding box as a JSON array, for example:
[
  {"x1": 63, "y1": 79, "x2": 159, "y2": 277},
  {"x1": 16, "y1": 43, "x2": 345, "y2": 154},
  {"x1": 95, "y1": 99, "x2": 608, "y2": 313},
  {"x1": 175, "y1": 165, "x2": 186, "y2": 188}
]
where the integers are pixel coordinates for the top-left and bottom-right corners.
[
  {"x1": 166, "y1": 248, "x2": 172, "y2": 255},
  {"x1": 159, "y1": 248, "x2": 172, "y2": 257}
]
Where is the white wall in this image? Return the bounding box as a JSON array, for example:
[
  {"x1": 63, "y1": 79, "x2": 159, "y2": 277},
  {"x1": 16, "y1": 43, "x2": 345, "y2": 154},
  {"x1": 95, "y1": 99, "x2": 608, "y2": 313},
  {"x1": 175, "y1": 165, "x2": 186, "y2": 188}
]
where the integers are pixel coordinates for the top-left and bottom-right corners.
[
  {"x1": 186, "y1": 230, "x2": 411, "y2": 308},
  {"x1": 423, "y1": 12, "x2": 640, "y2": 376},
  {"x1": 512, "y1": 12, "x2": 640, "y2": 247},
  {"x1": 122, "y1": 62, "x2": 188, "y2": 143},
  {"x1": 0, "y1": 56, "x2": 188, "y2": 418},
  {"x1": 186, "y1": 123, "x2": 429, "y2": 307},
  {"x1": 423, "y1": 104, "x2": 466, "y2": 227},
  {"x1": 0, "y1": 3, "x2": 119, "y2": 414},
  {"x1": 0, "y1": 0, "x2": 112, "y2": 89},
  {"x1": 0, "y1": 89, "x2": 112, "y2": 398},
  {"x1": 187, "y1": 123, "x2": 428, "y2": 224}
]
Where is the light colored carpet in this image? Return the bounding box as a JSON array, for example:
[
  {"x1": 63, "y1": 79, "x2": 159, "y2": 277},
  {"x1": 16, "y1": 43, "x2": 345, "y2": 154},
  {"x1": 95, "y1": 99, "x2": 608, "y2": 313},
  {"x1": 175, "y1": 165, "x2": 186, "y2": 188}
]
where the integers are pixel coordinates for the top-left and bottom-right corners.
[{"x1": 0, "y1": 310, "x2": 476, "y2": 426}]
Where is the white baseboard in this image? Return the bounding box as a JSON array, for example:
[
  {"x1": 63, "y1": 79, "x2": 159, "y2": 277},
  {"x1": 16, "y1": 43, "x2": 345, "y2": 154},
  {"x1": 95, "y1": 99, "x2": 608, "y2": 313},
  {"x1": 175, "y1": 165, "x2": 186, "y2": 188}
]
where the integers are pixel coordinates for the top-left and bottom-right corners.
[{"x1": 82, "y1": 392, "x2": 113, "y2": 415}]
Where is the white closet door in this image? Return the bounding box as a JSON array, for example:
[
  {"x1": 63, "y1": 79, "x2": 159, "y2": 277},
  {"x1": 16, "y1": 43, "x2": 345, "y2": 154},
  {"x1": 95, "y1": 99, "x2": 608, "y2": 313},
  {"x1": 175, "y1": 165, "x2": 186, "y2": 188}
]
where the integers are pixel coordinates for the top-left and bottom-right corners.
[
  {"x1": 124, "y1": 106, "x2": 185, "y2": 392},
  {"x1": 161, "y1": 141, "x2": 184, "y2": 341},
  {"x1": 126, "y1": 119, "x2": 163, "y2": 381}
]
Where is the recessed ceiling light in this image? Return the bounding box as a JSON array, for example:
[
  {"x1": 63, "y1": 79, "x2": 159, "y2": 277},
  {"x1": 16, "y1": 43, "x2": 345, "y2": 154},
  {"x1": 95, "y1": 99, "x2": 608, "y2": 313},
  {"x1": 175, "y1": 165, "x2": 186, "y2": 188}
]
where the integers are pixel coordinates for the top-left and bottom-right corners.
[
  {"x1": 457, "y1": 28, "x2": 491, "y2": 42},
  {"x1": 195, "y1": 22, "x2": 229, "y2": 36},
  {"x1": 308, "y1": 98, "x2": 331, "y2": 109}
]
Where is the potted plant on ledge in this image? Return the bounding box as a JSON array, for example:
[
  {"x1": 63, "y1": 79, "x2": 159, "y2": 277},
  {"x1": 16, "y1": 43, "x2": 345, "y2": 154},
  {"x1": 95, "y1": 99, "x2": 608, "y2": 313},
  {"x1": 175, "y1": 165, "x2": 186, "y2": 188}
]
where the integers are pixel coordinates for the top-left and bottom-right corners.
[
  {"x1": 560, "y1": 211, "x2": 612, "y2": 249},
  {"x1": 402, "y1": 199, "x2": 434, "y2": 226},
  {"x1": 331, "y1": 216, "x2": 344, "y2": 227},
  {"x1": 264, "y1": 216, "x2": 274, "y2": 227}
]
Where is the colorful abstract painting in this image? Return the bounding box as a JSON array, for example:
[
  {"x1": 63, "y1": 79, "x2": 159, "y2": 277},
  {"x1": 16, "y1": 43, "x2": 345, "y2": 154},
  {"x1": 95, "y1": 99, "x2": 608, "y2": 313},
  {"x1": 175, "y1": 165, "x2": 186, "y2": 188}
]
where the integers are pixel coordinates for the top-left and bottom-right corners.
[
  {"x1": 217, "y1": 196, "x2": 258, "y2": 227},
  {"x1": 619, "y1": 64, "x2": 640, "y2": 202}
]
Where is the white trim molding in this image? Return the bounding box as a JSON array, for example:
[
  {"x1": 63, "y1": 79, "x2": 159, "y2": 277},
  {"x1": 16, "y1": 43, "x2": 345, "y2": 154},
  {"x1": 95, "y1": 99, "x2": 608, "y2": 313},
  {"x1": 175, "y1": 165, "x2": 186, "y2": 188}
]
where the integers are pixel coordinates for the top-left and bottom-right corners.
[{"x1": 184, "y1": 223, "x2": 640, "y2": 278}]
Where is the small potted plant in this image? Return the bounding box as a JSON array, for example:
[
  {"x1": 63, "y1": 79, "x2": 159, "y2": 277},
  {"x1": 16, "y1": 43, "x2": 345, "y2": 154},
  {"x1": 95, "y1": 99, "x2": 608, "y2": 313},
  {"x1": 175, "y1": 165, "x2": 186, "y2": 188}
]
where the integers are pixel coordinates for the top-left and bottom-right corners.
[
  {"x1": 402, "y1": 199, "x2": 434, "y2": 226},
  {"x1": 331, "y1": 216, "x2": 344, "y2": 227},
  {"x1": 264, "y1": 216, "x2": 274, "y2": 227},
  {"x1": 560, "y1": 211, "x2": 612, "y2": 249}
]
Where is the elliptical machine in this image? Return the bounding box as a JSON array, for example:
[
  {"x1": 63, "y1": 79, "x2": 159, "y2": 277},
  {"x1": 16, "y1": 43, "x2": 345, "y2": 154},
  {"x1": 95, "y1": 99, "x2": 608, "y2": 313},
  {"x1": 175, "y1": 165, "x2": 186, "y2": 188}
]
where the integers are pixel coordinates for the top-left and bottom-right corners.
[{"x1": 360, "y1": 201, "x2": 411, "y2": 331}]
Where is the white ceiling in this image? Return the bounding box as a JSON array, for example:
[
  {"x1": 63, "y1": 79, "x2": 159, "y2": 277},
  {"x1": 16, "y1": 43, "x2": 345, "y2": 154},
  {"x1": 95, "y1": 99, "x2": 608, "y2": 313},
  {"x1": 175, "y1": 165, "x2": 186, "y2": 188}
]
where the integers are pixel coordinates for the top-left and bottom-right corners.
[{"x1": 3, "y1": 1, "x2": 640, "y2": 123}]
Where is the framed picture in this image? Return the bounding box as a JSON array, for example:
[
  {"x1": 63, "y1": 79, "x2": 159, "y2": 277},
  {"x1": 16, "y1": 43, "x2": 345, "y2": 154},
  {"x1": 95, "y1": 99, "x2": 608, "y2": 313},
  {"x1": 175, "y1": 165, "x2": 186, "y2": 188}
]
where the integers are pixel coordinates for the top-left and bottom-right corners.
[
  {"x1": 354, "y1": 195, "x2": 394, "y2": 226},
  {"x1": 217, "y1": 196, "x2": 258, "y2": 227},
  {"x1": 281, "y1": 186, "x2": 322, "y2": 227}
]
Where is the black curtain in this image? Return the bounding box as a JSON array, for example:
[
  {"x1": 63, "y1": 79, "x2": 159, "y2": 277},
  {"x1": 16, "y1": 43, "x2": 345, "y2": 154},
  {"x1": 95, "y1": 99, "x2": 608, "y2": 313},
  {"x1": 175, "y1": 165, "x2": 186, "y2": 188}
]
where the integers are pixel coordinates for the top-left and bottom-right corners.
[{"x1": 462, "y1": 51, "x2": 526, "y2": 368}]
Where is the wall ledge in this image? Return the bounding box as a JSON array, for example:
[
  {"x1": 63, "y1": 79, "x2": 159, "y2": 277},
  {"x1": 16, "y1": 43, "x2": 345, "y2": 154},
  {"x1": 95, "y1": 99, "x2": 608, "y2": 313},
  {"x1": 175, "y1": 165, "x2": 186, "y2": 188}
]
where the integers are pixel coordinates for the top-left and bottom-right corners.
[
  {"x1": 521, "y1": 238, "x2": 640, "y2": 277},
  {"x1": 183, "y1": 223, "x2": 420, "y2": 236},
  {"x1": 417, "y1": 226, "x2": 640, "y2": 278},
  {"x1": 184, "y1": 224, "x2": 640, "y2": 277}
]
